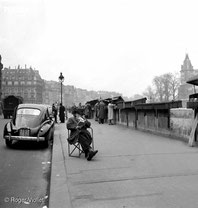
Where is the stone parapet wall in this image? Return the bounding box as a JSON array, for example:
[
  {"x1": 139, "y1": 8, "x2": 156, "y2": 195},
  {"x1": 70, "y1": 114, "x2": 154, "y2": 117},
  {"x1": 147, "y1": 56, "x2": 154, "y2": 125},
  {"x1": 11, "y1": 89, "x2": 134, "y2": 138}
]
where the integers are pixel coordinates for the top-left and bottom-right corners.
[
  {"x1": 115, "y1": 107, "x2": 194, "y2": 142},
  {"x1": 169, "y1": 108, "x2": 194, "y2": 141}
]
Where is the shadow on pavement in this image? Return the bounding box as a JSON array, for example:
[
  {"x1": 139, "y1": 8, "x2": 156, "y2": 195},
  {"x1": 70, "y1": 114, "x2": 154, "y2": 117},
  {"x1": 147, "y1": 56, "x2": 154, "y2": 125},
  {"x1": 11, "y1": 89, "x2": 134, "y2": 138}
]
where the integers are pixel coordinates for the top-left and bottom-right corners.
[{"x1": 3, "y1": 140, "x2": 53, "y2": 151}]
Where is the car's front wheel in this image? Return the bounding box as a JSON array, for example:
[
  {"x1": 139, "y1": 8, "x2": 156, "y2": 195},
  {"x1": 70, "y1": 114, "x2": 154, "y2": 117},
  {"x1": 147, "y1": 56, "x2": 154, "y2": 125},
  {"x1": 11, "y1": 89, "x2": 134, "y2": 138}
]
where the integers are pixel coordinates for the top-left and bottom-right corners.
[
  {"x1": 43, "y1": 129, "x2": 52, "y2": 148},
  {"x1": 43, "y1": 138, "x2": 50, "y2": 148},
  {"x1": 5, "y1": 139, "x2": 13, "y2": 147}
]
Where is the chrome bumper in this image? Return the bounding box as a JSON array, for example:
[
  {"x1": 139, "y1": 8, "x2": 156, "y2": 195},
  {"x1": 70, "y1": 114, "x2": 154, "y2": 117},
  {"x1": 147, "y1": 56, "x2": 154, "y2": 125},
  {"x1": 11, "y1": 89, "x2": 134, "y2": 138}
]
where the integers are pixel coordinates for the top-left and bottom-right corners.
[{"x1": 4, "y1": 135, "x2": 45, "y2": 141}]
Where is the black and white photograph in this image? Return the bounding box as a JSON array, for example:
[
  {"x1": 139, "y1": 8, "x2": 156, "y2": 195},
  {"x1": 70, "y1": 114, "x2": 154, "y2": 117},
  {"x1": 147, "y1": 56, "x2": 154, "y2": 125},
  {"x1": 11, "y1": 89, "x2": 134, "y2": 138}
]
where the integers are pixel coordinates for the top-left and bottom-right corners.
[{"x1": 1, "y1": 0, "x2": 198, "y2": 207}]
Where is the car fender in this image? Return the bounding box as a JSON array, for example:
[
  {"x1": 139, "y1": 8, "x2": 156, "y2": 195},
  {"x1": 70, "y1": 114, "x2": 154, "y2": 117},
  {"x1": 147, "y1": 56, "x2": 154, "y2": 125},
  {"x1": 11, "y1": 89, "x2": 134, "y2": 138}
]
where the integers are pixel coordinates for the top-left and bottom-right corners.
[
  {"x1": 3, "y1": 122, "x2": 12, "y2": 138},
  {"x1": 38, "y1": 120, "x2": 54, "y2": 137}
]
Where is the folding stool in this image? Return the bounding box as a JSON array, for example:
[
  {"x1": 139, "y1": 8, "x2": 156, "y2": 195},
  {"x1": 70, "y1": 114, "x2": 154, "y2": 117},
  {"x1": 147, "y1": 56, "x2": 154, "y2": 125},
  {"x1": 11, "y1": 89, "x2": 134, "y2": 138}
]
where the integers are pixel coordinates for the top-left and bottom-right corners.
[{"x1": 67, "y1": 127, "x2": 94, "y2": 157}]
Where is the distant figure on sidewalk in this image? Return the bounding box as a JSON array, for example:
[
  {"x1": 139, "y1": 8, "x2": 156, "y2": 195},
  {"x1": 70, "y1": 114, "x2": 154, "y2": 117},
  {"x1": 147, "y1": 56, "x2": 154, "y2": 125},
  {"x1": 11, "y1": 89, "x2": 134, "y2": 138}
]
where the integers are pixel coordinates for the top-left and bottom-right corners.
[
  {"x1": 94, "y1": 101, "x2": 99, "y2": 121},
  {"x1": 66, "y1": 108, "x2": 98, "y2": 161},
  {"x1": 59, "y1": 103, "x2": 65, "y2": 123},
  {"x1": 65, "y1": 106, "x2": 68, "y2": 120},
  {"x1": 84, "y1": 103, "x2": 91, "y2": 119},
  {"x1": 52, "y1": 103, "x2": 58, "y2": 123},
  {"x1": 98, "y1": 100, "x2": 105, "y2": 124},
  {"x1": 108, "y1": 101, "x2": 115, "y2": 125}
]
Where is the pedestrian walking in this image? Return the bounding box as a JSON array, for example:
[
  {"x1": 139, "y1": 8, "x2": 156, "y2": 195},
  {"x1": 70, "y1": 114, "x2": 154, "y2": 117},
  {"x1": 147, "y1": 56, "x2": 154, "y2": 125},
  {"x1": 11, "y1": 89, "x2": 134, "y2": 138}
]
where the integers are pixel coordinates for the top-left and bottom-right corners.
[
  {"x1": 52, "y1": 103, "x2": 58, "y2": 123},
  {"x1": 59, "y1": 103, "x2": 65, "y2": 123},
  {"x1": 94, "y1": 101, "x2": 99, "y2": 121},
  {"x1": 108, "y1": 101, "x2": 115, "y2": 125},
  {"x1": 98, "y1": 100, "x2": 105, "y2": 124},
  {"x1": 84, "y1": 103, "x2": 91, "y2": 119}
]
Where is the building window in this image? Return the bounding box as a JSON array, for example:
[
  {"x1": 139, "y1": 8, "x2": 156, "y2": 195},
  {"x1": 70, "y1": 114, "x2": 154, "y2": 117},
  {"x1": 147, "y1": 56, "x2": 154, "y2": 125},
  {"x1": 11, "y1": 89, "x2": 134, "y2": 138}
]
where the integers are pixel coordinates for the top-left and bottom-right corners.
[
  {"x1": 8, "y1": 81, "x2": 12, "y2": 86},
  {"x1": 14, "y1": 87, "x2": 18, "y2": 92},
  {"x1": 21, "y1": 81, "x2": 25, "y2": 85},
  {"x1": 14, "y1": 81, "x2": 19, "y2": 86},
  {"x1": 28, "y1": 76, "x2": 32, "y2": 81},
  {"x1": 24, "y1": 91, "x2": 28, "y2": 98}
]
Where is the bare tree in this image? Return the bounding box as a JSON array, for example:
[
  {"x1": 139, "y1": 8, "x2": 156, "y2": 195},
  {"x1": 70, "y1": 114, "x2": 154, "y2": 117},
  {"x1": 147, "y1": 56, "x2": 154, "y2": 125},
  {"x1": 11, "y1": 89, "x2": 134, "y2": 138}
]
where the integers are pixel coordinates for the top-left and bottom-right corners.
[
  {"x1": 143, "y1": 85, "x2": 156, "y2": 102},
  {"x1": 152, "y1": 73, "x2": 180, "y2": 102},
  {"x1": 153, "y1": 76, "x2": 164, "y2": 102},
  {"x1": 169, "y1": 72, "x2": 180, "y2": 100},
  {"x1": 161, "y1": 73, "x2": 172, "y2": 101}
]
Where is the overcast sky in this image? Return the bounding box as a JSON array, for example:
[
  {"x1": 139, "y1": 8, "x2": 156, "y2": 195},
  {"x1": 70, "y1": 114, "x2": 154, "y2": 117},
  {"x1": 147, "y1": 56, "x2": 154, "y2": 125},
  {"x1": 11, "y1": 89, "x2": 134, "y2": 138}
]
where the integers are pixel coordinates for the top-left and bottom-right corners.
[{"x1": 1, "y1": 0, "x2": 198, "y2": 97}]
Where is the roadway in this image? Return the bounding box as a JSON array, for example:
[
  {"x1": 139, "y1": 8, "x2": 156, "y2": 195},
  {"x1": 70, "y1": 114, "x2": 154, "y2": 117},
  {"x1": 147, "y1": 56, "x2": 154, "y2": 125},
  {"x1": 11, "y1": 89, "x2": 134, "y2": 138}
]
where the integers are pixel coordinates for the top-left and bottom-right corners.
[{"x1": 0, "y1": 117, "x2": 52, "y2": 208}]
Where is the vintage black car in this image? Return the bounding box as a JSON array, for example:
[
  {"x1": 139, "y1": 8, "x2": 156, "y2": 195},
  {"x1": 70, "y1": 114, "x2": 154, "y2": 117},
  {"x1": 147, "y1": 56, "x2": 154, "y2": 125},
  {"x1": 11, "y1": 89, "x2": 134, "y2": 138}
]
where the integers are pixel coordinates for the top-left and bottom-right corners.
[{"x1": 3, "y1": 103, "x2": 55, "y2": 148}]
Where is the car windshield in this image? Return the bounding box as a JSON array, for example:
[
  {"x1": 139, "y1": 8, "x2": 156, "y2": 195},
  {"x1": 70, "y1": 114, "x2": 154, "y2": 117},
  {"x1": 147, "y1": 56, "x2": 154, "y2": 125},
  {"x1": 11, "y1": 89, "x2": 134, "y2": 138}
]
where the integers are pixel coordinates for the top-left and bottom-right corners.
[{"x1": 17, "y1": 108, "x2": 40, "y2": 116}]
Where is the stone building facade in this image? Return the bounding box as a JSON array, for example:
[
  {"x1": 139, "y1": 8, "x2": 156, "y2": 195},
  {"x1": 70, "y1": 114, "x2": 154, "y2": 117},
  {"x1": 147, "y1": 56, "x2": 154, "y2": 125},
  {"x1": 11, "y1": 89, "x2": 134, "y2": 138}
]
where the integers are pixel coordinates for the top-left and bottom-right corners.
[
  {"x1": 2, "y1": 66, "x2": 44, "y2": 103},
  {"x1": 1, "y1": 66, "x2": 123, "y2": 107},
  {"x1": 43, "y1": 81, "x2": 93, "y2": 107},
  {"x1": 178, "y1": 54, "x2": 198, "y2": 100}
]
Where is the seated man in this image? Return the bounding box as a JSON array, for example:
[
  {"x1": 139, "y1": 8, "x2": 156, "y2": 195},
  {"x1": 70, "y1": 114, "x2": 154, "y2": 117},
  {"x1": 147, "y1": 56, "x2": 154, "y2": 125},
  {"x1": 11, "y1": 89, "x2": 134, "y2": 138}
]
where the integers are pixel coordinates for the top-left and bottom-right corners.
[{"x1": 66, "y1": 109, "x2": 98, "y2": 161}]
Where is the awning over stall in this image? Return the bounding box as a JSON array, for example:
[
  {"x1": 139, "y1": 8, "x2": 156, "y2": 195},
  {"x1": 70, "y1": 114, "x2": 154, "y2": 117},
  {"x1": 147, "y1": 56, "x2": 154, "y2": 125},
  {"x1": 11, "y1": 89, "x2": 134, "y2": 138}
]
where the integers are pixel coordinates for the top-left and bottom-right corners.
[{"x1": 186, "y1": 74, "x2": 198, "y2": 86}]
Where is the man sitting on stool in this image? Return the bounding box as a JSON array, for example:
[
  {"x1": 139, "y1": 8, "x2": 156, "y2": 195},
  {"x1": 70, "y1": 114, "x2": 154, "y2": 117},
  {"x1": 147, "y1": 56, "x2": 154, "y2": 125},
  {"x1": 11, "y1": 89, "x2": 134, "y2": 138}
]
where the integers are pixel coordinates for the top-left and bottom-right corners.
[{"x1": 66, "y1": 109, "x2": 98, "y2": 161}]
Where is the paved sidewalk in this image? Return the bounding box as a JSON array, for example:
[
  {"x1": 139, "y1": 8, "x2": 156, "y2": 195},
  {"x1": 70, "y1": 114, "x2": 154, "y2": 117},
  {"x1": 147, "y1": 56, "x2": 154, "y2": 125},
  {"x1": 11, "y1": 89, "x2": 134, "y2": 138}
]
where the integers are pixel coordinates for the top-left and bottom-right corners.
[{"x1": 49, "y1": 119, "x2": 198, "y2": 208}]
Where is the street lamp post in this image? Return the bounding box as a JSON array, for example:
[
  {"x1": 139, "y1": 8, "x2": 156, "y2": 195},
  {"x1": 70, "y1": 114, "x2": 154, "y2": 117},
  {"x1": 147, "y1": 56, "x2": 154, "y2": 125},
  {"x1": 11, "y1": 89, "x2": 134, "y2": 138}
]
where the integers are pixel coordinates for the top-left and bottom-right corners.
[{"x1": 58, "y1": 72, "x2": 64, "y2": 104}]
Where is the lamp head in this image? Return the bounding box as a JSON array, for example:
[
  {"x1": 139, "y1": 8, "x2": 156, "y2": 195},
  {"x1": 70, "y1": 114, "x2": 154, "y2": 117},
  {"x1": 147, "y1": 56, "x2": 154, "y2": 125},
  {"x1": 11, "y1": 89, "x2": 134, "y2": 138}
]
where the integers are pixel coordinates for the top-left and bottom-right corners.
[{"x1": 59, "y1": 72, "x2": 64, "y2": 82}]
